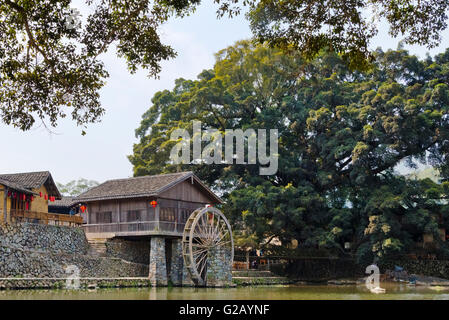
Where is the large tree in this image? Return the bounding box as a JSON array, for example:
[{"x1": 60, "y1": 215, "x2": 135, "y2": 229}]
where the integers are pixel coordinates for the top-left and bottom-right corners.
[
  {"x1": 56, "y1": 178, "x2": 100, "y2": 196},
  {"x1": 1, "y1": 0, "x2": 448, "y2": 131},
  {"x1": 216, "y1": 0, "x2": 449, "y2": 69},
  {"x1": 130, "y1": 41, "x2": 449, "y2": 262},
  {"x1": 0, "y1": 0, "x2": 200, "y2": 132}
]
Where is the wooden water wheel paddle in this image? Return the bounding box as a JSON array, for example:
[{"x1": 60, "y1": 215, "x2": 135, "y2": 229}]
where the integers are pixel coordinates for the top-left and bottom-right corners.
[{"x1": 182, "y1": 206, "x2": 234, "y2": 286}]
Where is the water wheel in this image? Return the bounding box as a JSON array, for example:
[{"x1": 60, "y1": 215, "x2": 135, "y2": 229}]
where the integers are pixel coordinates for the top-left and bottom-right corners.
[{"x1": 182, "y1": 206, "x2": 234, "y2": 286}]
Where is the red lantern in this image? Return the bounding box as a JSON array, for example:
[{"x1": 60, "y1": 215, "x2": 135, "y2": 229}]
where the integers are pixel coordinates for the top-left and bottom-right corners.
[
  {"x1": 31, "y1": 196, "x2": 34, "y2": 202},
  {"x1": 44, "y1": 195, "x2": 48, "y2": 200},
  {"x1": 80, "y1": 205, "x2": 86, "y2": 213},
  {"x1": 25, "y1": 202, "x2": 29, "y2": 210},
  {"x1": 39, "y1": 192, "x2": 42, "y2": 197},
  {"x1": 22, "y1": 194, "x2": 26, "y2": 201},
  {"x1": 150, "y1": 200, "x2": 157, "y2": 208},
  {"x1": 50, "y1": 196, "x2": 55, "y2": 202},
  {"x1": 7, "y1": 191, "x2": 11, "y2": 197},
  {"x1": 13, "y1": 192, "x2": 16, "y2": 198}
]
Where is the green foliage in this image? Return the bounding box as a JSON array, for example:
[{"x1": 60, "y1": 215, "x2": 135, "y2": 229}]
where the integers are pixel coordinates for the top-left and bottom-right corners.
[
  {"x1": 130, "y1": 40, "x2": 449, "y2": 263},
  {"x1": 2, "y1": 1, "x2": 448, "y2": 130},
  {"x1": 57, "y1": 178, "x2": 99, "y2": 196},
  {"x1": 215, "y1": 0, "x2": 449, "y2": 70},
  {"x1": 0, "y1": 0, "x2": 200, "y2": 131}
]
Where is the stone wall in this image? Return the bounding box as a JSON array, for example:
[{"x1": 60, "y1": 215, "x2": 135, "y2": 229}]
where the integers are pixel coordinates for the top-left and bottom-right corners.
[
  {"x1": 170, "y1": 239, "x2": 183, "y2": 286},
  {"x1": 0, "y1": 222, "x2": 148, "y2": 280},
  {"x1": 105, "y1": 238, "x2": 149, "y2": 264},
  {"x1": 148, "y1": 237, "x2": 167, "y2": 286},
  {"x1": 0, "y1": 222, "x2": 89, "y2": 255},
  {"x1": 282, "y1": 257, "x2": 449, "y2": 281},
  {"x1": 0, "y1": 245, "x2": 148, "y2": 278},
  {"x1": 379, "y1": 259, "x2": 449, "y2": 279},
  {"x1": 284, "y1": 258, "x2": 365, "y2": 281},
  {"x1": 0, "y1": 278, "x2": 151, "y2": 290},
  {"x1": 206, "y1": 247, "x2": 233, "y2": 287}
]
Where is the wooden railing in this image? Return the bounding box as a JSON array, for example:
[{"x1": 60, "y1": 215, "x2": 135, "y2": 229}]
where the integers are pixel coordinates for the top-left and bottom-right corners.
[
  {"x1": 9, "y1": 209, "x2": 83, "y2": 226},
  {"x1": 82, "y1": 221, "x2": 185, "y2": 235}
]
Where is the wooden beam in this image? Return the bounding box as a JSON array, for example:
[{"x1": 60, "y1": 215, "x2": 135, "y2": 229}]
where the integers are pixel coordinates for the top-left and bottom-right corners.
[
  {"x1": 146, "y1": 199, "x2": 150, "y2": 222},
  {"x1": 3, "y1": 187, "x2": 7, "y2": 223},
  {"x1": 118, "y1": 200, "x2": 121, "y2": 223},
  {"x1": 155, "y1": 198, "x2": 160, "y2": 230}
]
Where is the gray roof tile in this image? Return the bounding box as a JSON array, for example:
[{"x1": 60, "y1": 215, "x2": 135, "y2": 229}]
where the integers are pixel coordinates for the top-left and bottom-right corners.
[
  {"x1": 0, "y1": 171, "x2": 61, "y2": 199},
  {"x1": 76, "y1": 171, "x2": 221, "y2": 203},
  {"x1": 48, "y1": 197, "x2": 76, "y2": 208},
  {"x1": 0, "y1": 178, "x2": 36, "y2": 195}
]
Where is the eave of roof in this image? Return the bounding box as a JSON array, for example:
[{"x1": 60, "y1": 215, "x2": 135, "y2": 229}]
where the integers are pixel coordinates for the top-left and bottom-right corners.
[
  {"x1": 48, "y1": 197, "x2": 77, "y2": 208},
  {"x1": 76, "y1": 171, "x2": 222, "y2": 204},
  {"x1": 0, "y1": 171, "x2": 61, "y2": 199},
  {"x1": 0, "y1": 178, "x2": 38, "y2": 195}
]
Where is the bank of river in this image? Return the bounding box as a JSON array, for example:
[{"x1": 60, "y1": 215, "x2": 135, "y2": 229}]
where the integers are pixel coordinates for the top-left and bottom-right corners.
[{"x1": 1, "y1": 283, "x2": 449, "y2": 300}]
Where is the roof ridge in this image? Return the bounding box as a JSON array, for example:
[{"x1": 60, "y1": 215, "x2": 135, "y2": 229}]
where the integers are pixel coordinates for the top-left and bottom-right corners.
[
  {"x1": 75, "y1": 171, "x2": 222, "y2": 203},
  {"x1": 104, "y1": 171, "x2": 193, "y2": 183},
  {"x1": 0, "y1": 170, "x2": 50, "y2": 176}
]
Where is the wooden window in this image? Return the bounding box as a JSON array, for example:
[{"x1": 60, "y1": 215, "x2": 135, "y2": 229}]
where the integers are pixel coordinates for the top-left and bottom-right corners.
[
  {"x1": 97, "y1": 212, "x2": 112, "y2": 223},
  {"x1": 127, "y1": 210, "x2": 141, "y2": 222},
  {"x1": 10, "y1": 196, "x2": 29, "y2": 211},
  {"x1": 160, "y1": 207, "x2": 176, "y2": 222}
]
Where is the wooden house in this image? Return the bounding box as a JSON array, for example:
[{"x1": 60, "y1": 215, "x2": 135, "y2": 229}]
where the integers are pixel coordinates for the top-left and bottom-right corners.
[
  {"x1": 78, "y1": 171, "x2": 222, "y2": 238},
  {"x1": 77, "y1": 171, "x2": 223, "y2": 286},
  {"x1": 0, "y1": 171, "x2": 82, "y2": 226}
]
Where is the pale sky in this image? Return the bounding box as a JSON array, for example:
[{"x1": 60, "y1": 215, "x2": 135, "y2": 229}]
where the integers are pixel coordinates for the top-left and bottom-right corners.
[{"x1": 1, "y1": 2, "x2": 448, "y2": 184}]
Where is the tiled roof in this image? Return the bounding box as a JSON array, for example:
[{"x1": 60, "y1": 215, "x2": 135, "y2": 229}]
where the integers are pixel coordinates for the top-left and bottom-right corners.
[
  {"x1": 77, "y1": 171, "x2": 221, "y2": 203},
  {"x1": 0, "y1": 178, "x2": 36, "y2": 195},
  {"x1": 0, "y1": 171, "x2": 51, "y2": 189},
  {"x1": 0, "y1": 171, "x2": 61, "y2": 199},
  {"x1": 48, "y1": 197, "x2": 76, "y2": 208}
]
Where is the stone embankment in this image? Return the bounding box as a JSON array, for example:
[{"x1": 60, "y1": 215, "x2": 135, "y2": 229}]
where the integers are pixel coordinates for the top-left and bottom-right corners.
[
  {"x1": 231, "y1": 270, "x2": 293, "y2": 286},
  {"x1": 0, "y1": 277, "x2": 150, "y2": 290},
  {"x1": 0, "y1": 222, "x2": 148, "y2": 289}
]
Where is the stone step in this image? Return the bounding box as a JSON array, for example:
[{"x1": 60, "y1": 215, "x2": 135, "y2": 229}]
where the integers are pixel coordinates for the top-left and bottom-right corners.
[
  {"x1": 232, "y1": 270, "x2": 277, "y2": 278},
  {"x1": 88, "y1": 239, "x2": 107, "y2": 257},
  {"x1": 232, "y1": 276, "x2": 293, "y2": 286}
]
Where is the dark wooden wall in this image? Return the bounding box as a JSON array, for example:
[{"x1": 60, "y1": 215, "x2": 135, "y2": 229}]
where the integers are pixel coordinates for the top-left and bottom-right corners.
[
  {"x1": 86, "y1": 179, "x2": 215, "y2": 225},
  {"x1": 88, "y1": 179, "x2": 216, "y2": 224},
  {"x1": 87, "y1": 198, "x2": 207, "y2": 224},
  {"x1": 159, "y1": 179, "x2": 216, "y2": 203}
]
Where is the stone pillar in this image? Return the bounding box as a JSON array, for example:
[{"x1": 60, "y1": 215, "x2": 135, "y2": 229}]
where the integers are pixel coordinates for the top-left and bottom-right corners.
[
  {"x1": 182, "y1": 261, "x2": 195, "y2": 287},
  {"x1": 170, "y1": 239, "x2": 183, "y2": 286},
  {"x1": 206, "y1": 247, "x2": 233, "y2": 287},
  {"x1": 148, "y1": 237, "x2": 167, "y2": 286}
]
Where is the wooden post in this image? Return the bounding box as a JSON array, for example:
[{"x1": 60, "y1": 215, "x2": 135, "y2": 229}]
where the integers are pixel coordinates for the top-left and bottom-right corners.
[
  {"x1": 155, "y1": 198, "x2": 160, "y2": 230},
  {"x1": 176, "y1": 201, "x2": 180, "y2": 232},
  {"x1": 118, "y1": 200, "x2": 121, "y2": 224},
  {"x1": 145, "y1": 199, "x2": 150, "y2": 222},
  {"x1": 3, "y1": 187, "x2": 7, "y2": 223}
]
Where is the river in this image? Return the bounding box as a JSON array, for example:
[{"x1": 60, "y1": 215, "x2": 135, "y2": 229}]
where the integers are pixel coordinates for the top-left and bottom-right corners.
[{"x1": 0, "y1": 283, "x2": 449, "y2": 300}]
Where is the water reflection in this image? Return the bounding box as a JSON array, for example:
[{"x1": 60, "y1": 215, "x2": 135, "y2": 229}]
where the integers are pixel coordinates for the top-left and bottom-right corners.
[{"x1": 0, "y1": 284, "x2": 448, "y2": 300}]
